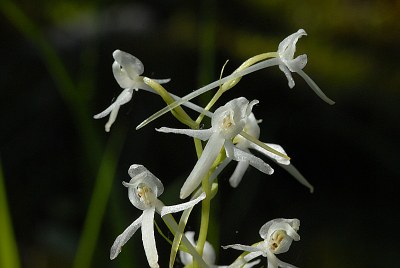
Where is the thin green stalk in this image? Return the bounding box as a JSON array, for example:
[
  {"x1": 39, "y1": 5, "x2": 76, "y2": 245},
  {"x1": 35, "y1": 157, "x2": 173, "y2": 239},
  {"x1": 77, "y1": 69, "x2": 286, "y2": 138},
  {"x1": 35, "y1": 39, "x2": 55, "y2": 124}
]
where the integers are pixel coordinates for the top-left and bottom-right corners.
[
  {"x1": 0, "y1": 159, "x2": 20, "y2": 268},
  {"x1": 73, "y1": 128, "x2": 126, "y2": 268},
  {"x1": 162, "y1": 214, "x2": 208, "y2": 268}
]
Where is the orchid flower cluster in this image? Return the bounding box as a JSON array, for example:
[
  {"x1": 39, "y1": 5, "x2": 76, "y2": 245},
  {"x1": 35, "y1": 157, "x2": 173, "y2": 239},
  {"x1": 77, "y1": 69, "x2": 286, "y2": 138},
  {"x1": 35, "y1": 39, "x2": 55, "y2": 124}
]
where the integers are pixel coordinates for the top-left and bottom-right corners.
[{"x1": 94, "y1": 29, "x2": 333, "y2": 267}]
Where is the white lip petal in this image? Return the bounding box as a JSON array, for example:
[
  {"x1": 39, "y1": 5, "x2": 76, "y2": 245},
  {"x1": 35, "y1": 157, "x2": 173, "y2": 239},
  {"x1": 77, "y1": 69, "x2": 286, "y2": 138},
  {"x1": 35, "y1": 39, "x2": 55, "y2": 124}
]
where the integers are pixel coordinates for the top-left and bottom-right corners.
[
  {"x1": 93, "y1": 88, "x2": 133, "y2": 132},
  {"x1": 296, "y1": 69, "x2": 335, "y2": 105},
  {"x1": 141, "y1": 207, "x2": 159, "y2": 268},
  {"x1": 110, "y1": 214, "x2": 143, "y2": 260},
  {"x1": 180, "y1": 134, "x2": 225, "y2": 199}
]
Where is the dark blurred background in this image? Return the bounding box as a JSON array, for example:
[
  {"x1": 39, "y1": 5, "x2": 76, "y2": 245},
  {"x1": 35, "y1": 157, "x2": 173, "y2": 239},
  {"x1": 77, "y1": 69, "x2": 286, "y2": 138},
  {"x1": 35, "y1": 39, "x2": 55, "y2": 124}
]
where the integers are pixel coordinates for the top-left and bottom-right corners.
[{"x1": 1, "y1": 0, "x2": 399, "y2": 267}]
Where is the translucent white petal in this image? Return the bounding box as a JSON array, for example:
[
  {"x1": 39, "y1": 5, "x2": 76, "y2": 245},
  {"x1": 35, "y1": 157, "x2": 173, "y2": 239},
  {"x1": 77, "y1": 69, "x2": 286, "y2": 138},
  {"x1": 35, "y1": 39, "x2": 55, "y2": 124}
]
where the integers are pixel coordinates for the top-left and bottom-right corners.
[
  {"x1": 243, "y1": 251, "x2": 264, "y2": 263},
  {"x1": 287, "y1": 54, "x2": 308, "y2": 72},
  {"x1": 296, "y1": 69, "x2": 335, "y2": 105},
  {"x1": 113, "y1": 49, "x2": 144, "y2": 77},
  {"x1": 278, "y1": 29, "x2": 307, "y2": 61},
  {"x1": 112, "y1": 61, "x2": 137, "y2": 89},
  {"x1": 93, "y1": 101, "x2": 117, "y2": 119},
  {"x1": 279, "y1": 64, "x2": 295, "y2": 88},
  {"x1": 156, "y1": 127, "x2": 213, "y2": 141},
  {"x1": 127, "y1": 164, "x2": 164, "y2": 197},
  {"x1": 110, "y1": 214, "x2": 143, "y2": 260},
  {"x1": 180, "y1": 134, "x2": 225, "y2": 199},
  {"x1": 249, "y1": 143, "x2": 290, "y2": 165},
  {"x1": 104, "y1": 106, "x2": 121, "y2": 132},
  {"x1": 141, "y1": 207, "x2": 159, "y2": 268},
  {"x1": 244, "y1": 259, "x2": 261, "y2": 268},
  {"x1": 229, "y1": 160, "x2": 250, "y2": 188},
  {"x1": 278, "y1": 163, "x2": 314, "y2": 193},
  {"x1": 93, "y1": 88, "x2": 134, "y2": 132},
  {"x1": 228, "y1": 143, "x2": 274, "y2": 175},
  {"x1": 259, "y1": 219, "x2": 300, "y2": 241},
  {"x1": 222, "y1": 244, "x2": 260, "y2": 252},
  {"x1": 160, "y1": 192, "x2": 206, "y2": 217}
]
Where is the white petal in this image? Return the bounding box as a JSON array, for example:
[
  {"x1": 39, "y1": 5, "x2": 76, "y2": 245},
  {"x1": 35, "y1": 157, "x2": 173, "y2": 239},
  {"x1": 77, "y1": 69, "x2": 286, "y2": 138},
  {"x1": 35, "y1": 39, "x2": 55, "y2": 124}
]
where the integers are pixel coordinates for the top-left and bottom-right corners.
[
  {"x1": 94, "y1": 87, "x2": 134, "y2": 119},
  {"x1": 228, "y1": 143, "x2": 274, "y2": 175},
  {"x1": 180, "y1": 134, "x2": 225, "y2": 199},
  {"x1": 141, "y1": 207, "x2": 159, "y2": 268},
  {"x1": 112, "y1": 61, "x2": 137, "y2": 89},
  {"x1": 110, "y1": 215, "x2": 143, "y2": 260},
  {"x1": 296, "y1": 69, "x2": 335, "y2": 105},
  {"x1": 244, "y1": 259, "x2": 261, "y2": 268},
  {"x1": 93, "y1": 88, "x2": 133, "y2": 132},
  {"x1": 160, "y1": 192, "x2": 206, "y2": 217},
  {"x1": 113, "y1": 49, "x2": 144, "y2": 77},
  {"x1": 278, "y1": 163, "x2": 314, "y2": 193},
  {"x1": 229, "y1": 160, "x2": 250, "y2": 188},
  {"x1": 222, "y1": 244, "x2": 260, "y2": 253},
  {"x1": 156, "y1": 127, "x2": 213, "y2": 141},
  {"x1": 243, "y1": 251, "x2": 264, "y2": 263},
  {"x1": 249, "y1": 143, "x2": 290, "y2": 165},
  {"x1": 287, "y1": 54, "x2": 307, "y2": 72},
  {"x1": 279, "y1": 64, "x2": 295, "y2": 88},
  {"x1": 278, "y1": 29, "x2": 307, "y2": 60}
]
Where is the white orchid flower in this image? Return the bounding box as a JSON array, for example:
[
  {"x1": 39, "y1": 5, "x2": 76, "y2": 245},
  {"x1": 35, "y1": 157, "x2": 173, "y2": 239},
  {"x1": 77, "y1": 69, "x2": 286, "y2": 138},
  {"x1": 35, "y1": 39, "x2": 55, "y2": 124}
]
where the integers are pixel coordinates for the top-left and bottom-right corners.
[
  {"x1": 110, "y1": 164, "x2": 206, "y2": 268},
  {"x1": 180, "y1": 231, "x2": 260, "y2": 268},
  {"x1": 276, "y1": 29, "x2": 335, "y2": 105},
  {"x1": 94, "y1": 50, "x2": 210, "y2": 132},
  {"x1": 157, "y1": 97, "x2": 274, "y2": 199},
  {"x1": 211, "y1": 113, "x2": 313, "y2": 192},
  {"x1": 93, "y1": 50, "x2": 170, "y2": 132},
  {"x1": 136, "y1": 29, "x2": 334, "y2": 130},
  {"x1": 223, "y1": 219, "x2": 300, "y2": 268},
  {"x1": 180, "y1": 231, "x2": 216, "y2": 267}
]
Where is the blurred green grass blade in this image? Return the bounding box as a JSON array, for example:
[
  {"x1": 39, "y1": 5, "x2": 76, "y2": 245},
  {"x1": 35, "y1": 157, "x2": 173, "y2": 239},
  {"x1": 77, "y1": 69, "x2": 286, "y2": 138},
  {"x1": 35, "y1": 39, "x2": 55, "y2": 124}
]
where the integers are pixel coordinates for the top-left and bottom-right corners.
[
  {"x1": 0, "y1": 0, "x2": 102, "y2": 171},
  {"x1": 0, "y1": 160, "x2": 21, "y2": 268},
  {"x1": 73, "y1": 127, "x2": 126, "y2": 268}
]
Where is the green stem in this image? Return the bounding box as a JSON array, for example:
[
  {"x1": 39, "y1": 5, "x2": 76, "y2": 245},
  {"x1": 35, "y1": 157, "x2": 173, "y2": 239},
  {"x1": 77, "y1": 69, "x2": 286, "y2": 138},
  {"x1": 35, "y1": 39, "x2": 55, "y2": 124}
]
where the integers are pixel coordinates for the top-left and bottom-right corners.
[
  {"x1": 143, "y1": 78, "x2": 197, "y2": 129},
  {"x1": 162, "y1": 214, "x2": 208, "y2": 268}
]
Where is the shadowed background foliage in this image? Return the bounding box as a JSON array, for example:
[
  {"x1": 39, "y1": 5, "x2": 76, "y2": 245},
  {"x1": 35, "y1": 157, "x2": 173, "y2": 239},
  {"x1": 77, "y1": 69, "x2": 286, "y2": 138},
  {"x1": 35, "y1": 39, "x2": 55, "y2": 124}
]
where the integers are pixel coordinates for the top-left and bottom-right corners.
[{"x1": 1, "y1": 0, "x2": 399, "y2": 267}]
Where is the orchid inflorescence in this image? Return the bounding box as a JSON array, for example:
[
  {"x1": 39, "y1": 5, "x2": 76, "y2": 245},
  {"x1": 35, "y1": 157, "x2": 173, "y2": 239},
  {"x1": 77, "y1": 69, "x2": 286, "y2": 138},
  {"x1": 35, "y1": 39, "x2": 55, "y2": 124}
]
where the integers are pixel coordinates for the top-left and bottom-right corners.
[{"x1": 94, "y1": 29, "x2": 333, "y2": 267}]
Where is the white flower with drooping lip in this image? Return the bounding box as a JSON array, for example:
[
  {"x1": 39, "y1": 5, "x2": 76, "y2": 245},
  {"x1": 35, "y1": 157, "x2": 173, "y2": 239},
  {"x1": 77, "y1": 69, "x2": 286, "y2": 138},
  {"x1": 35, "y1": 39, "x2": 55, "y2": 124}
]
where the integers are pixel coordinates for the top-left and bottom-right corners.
[
  {"x1": 180, "y1": 231, "x2": 260, "y2": 268},
  {"x1": 211, "y1": 113, "x2": 313, "y2": 192},
  {"x1": 223, "y1": 219, "x2": 300, "y2": 268},
  {"x1": 93, "y1": 50, "x2": 170, "y2": 132},
  {"x1": 157, "y1": 97, "x2": 275, "y2": 199},
  {"x1": 180, "y1": 231, "x2": 216, "y2": 267},
  {"x1": 276, "y1": 29, "x2": 335, "y2": 105},
  {"x1": 110, "y1": 164, "x2": 206, "y2": 268}
]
